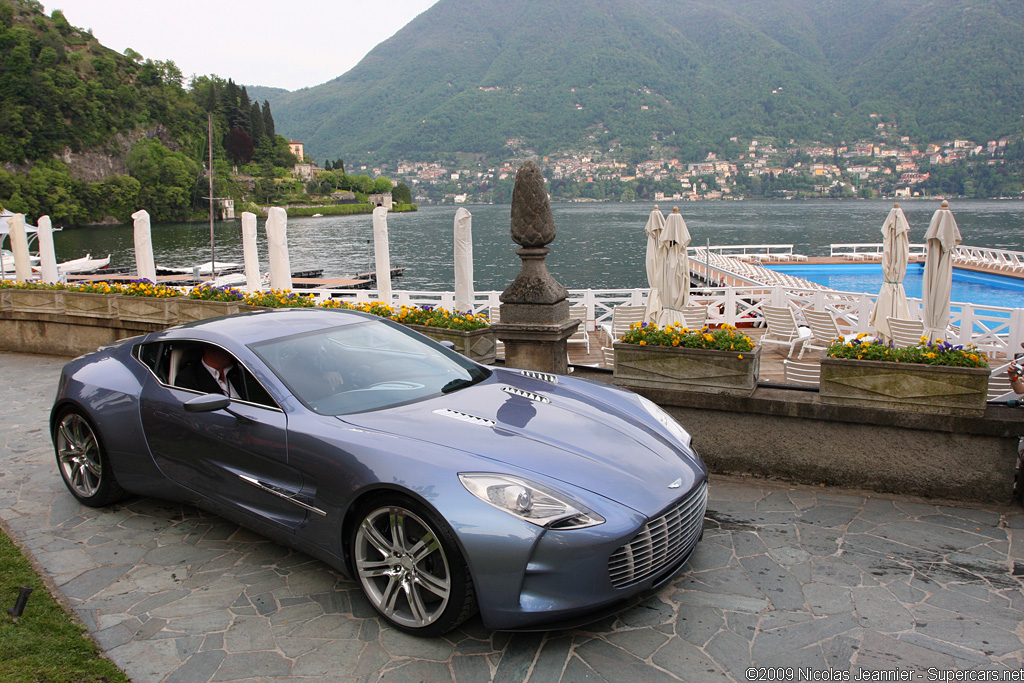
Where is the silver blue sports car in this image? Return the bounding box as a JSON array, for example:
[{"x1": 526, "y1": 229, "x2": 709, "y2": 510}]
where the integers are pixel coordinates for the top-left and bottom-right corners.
[{"x1": 51, "y1": 308, "x2": 708, "y2": 636}]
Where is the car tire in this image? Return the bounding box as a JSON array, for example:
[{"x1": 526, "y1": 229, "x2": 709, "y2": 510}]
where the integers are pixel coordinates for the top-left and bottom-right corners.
[
  {"x1": 53, "y1": 408, "x2": 126, "y2": 507},
  {"x1": 352, "y1": 494, "x2": 476, "y2": 636}
]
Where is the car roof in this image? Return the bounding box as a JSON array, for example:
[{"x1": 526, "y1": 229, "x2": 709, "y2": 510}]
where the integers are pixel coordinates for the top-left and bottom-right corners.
[{"x1": 155, "y1": 308, "x2": 374, "y2": 346}]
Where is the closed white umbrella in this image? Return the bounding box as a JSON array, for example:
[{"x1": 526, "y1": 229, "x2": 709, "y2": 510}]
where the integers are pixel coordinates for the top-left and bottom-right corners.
[
  {"x1": 265, "y1": 207, "x2": 292, "y2": 290},
  {"x1": 922, "y1": 200, "x2": 962, "y2": 342},
  {"x1": 36, "y1": 215, "x2": 59, "y2": 284},
  {"x1": 642, "y1": 206, "x2": 666, "y2": 324},
  {"x1": 372, "y1": 205, "x2": 392, "y2": 305},
  {"x1": 240, "y1": 212, "x2": 261, "y2": 291},
  {"x1": 8, "y1": 213, "x2": 32, "y2": 282},
  {"x1": 869, "y1": 204, "x2": 911, "y2": 340},
  {"x1": 656, "y1": 207, "x2": 692, "y2": 328},
  {"x1": 453, "y1": 207, "x2": 474, "y2": 313},
  {"x1": 131, "y1": 209, "x2": 156, "y2": 282}
]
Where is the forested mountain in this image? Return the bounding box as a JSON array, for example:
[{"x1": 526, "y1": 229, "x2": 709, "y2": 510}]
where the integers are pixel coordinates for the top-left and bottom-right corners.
[
  {"x1": 0, "y1": 0, "x2": 295, "y2": 224},
  {"x1": 270, "y1": 0, "x2": 1024, "y2": 164}
]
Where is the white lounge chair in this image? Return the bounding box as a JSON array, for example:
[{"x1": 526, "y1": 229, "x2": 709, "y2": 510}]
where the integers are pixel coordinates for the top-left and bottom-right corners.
[
  {"x1": 987, "y1": 361, "x2": 1016, "y2": 402},
  {"x1": 799, "y1": 309, "x2": 849, "y2": 359},
  {"x1": 489, "y1": 306, "x2": 504, "y2": 359},
  {"x1": 760, "y1": 305, "x2": 812, "y2": 358},
  {"x1": 605, "y1": 304, "x2": 646, "y2": 341},
  {"x1": 568, "y1": 305, "x2": 590, "y2": 353},
  {"x1": 886, "y1": 317, "x2": 925, "y2": 348},
  {"x1": 679, "y1": 305, "x2": 709, "y2": 330},
  {"x1": 783, "y1": 359, "x2": 820, "y2": 386}
]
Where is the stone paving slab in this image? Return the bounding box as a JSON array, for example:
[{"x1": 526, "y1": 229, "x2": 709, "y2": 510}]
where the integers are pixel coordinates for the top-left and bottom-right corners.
[{"x1": 2, "y1": 351, "x2": 1024, "y2": 682}]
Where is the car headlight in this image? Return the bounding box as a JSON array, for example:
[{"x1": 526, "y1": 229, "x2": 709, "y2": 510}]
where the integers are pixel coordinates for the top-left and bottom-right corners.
[
  {"x1": 458, "y1": 473, "x2": 605, "y2": 529},
  {"x1": 638, "y1": 395, "x2": 692, "y2": 449}
]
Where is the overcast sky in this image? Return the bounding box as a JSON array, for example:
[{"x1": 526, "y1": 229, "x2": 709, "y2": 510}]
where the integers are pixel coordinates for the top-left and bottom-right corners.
[{"x1": 44, "y1": 0, "x2": 439, "y2": 91}]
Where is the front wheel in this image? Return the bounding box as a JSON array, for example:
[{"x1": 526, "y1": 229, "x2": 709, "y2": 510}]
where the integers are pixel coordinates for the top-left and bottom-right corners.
[
  {"x1": 352, "y1": 495, "x2": 476, "y2": 636},
  {"x1": 53, "y1": 409, "x2": 125, "y2": 507}
]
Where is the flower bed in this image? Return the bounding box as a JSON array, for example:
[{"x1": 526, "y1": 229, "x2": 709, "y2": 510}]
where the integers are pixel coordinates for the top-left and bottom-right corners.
[
  {"x1": 620, "y1": 321, "x2": 755, "y2": 352},
  {"x1": 821, "y1": 337, "x2": 990, "y2": 416},
  {"x1": 319, "y1": 301, "x2": 489, "y2": 331},
  {"x1": 320, "y1": 301, "x2": 493, "y2": 361},
  {"x1": 615, "y1": 322, "x2": 759, "y2": 396},
  {"x1": 825, "y1": 335, "x2": 987, "y2": 368}
]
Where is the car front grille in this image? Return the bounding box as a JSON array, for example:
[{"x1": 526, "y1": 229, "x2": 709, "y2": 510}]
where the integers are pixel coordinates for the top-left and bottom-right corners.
[{"x1": 608, "y1": 480, "x2": 708, "y2": 589}]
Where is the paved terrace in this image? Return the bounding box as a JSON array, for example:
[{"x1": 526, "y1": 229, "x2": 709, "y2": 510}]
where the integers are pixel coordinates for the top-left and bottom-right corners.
[{"x1": 2, "y1": 351, "x2": 1024, "y2": 683}]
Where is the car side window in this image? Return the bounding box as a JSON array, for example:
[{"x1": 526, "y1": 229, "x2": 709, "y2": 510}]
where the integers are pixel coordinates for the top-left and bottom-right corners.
[{"x1": 135, "y1": 341, "x2": 278, "y2": 410}]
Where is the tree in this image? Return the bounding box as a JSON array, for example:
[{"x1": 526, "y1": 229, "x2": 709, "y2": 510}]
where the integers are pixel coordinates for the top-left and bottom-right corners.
[
  {"x1": 393, "y1": 182, "x2": 412, "y2": 204},
  {"x1": 372, "y1": 176, "x2": 394, "y2": 194},
  {"x1": 225, "y1": 128, "x2": 254, "y2": 165},
  {"x1": 261, "y1": 100, "x2": 275, "y2": 139}
]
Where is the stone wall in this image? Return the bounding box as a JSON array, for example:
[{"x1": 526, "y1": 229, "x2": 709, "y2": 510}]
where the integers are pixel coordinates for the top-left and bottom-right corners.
[{"x1": 572, "y1": 366, "x2": 1022, "y2": 505}]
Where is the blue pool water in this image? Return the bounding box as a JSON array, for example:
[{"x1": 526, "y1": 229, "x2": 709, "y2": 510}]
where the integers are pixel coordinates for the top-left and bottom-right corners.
[{"x1": 765, "y1": 263, "x2": 1024, "y2": 310}]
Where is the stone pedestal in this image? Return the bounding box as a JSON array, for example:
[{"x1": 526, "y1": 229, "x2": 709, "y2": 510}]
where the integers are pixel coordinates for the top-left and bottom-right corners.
[
  {"x1": 493, "y1": 319, "x2": 579, "y2": 374},
  {"x1": 492, "y1": 162, "x2": 579, "y2": 374}
]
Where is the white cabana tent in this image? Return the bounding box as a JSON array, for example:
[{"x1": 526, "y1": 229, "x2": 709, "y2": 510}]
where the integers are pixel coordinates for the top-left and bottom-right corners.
[
  {"x1": 453, "y1": 207, "x2": 474, "y2": 313},
  {"x1": 265, "y1": 207, "x2": 292, "y2": 290},
  {"x1": 642, "y1": 206, "x2": 666, "y2": 324},
  {"x1": 869, "y1": 204, "x2": 912, "y2": 340},
  {"x1": 132, "y1": 209, "x2": 157, "y2": 282},
  {"x1": 240, "y1": 212, "x2": 261, "y2": 291},
  {"x1": 372, "y1": 206, "x2": 392, "y2": 305},
  {"x1": 36, "y1": 215, "x2": 58, "y2": 283},
  {"x1": 922, "y1": 200, "x2": 962, "y2": 342},
  {"x1": 656, "y1": 207, "x2": 692, "y2": 328}
]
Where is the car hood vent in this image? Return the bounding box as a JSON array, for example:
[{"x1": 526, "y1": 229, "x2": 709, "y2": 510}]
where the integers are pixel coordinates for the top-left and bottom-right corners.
[
  {"x1": 432, "y1": 409, "x2": 496, "y2": 427},
  {"x1": 519, "y1": 370, "x2": 558, "y2": 384},
  {"x1": 501, "y1": 386, "x2": 550, "y2": 403}
]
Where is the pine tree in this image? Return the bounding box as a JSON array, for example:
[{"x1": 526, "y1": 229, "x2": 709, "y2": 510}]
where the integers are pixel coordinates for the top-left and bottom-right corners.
[{"x1": 262, "y1": 100, "x2": 275, "y2": 139}]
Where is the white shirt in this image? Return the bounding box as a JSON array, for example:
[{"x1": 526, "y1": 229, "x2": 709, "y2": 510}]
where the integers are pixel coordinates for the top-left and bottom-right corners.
[{"x1": 201, "y1": 359, "x2": 239, "y2": 398}]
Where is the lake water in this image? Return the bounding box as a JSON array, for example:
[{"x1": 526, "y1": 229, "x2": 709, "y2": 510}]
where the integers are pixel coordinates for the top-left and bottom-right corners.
[{"x1": 49, "y1": 199, "x2": 1024, "y2": 297}]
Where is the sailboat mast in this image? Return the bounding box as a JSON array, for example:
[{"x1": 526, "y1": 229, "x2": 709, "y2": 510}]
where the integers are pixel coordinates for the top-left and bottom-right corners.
[{"x1": 208, "y1": 113, "x2": 216, "y2": 278}]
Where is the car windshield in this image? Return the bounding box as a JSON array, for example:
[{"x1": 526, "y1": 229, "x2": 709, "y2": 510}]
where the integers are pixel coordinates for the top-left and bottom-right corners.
[{"x1": 250, "y1": 318, "x2": 489, "y2": 415}]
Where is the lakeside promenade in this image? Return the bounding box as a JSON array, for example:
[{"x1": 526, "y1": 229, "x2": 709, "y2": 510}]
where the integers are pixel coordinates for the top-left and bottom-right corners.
[{"x1": 2, "y1": 351, "x2": 1024, "y2": 682}]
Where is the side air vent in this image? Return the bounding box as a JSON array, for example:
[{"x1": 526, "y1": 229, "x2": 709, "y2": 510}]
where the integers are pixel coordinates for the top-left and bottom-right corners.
[
  {"x1": 519, "y1": 370, "x2": 559, "y2": 384},
  {"x1": 502, "y1": 386, "x2": 551, "y2": 403},
  {"x1": 432, "y1": 409, "x2": 496, "y2": 427}
]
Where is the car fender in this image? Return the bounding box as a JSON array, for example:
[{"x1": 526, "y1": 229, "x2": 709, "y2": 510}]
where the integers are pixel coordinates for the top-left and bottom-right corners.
[{"x1": 51, "y1": 347, "x2": 169, "y2": 496}]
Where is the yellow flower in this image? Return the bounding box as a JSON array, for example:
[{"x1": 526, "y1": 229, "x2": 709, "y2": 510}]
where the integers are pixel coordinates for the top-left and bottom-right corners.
[
  {"x1": 737, "y1": 354, "x2": 744, "y2": 359},
  {"x1": 639, "y1": 340, "x2": 646, "y2": 346}
]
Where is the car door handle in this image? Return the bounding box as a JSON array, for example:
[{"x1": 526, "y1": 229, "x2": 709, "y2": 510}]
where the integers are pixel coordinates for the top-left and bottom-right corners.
[{"x1": 237, "y1": 474, "x2": 327, "y2": 517}]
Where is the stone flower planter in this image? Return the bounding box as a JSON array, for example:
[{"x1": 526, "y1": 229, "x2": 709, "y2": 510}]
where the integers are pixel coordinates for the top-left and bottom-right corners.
[
  {"x1": 0, "y1": 289, "x2": 9, "y2": 312},
  {"x1": 613, "y1": 343, "x2": 760, "y2": 396},
  {"x1": 177, "y1": 299, "x2": 242, "y2": 324},
  {"x1": 7, "y1": 288, "x2": 64, "y2": 314},
  {"x1": 819, "y1": 357, "x2": 990, "y2": 417},
  {"x1": 63, "y1": 291, "x2": 119, "y2": 319},
  {"x1": 117, "y1": 296, "x2": 182, "y2": 324},
  {"x1": 404, "y1": 324, "x2": 497, "y2": 364}
]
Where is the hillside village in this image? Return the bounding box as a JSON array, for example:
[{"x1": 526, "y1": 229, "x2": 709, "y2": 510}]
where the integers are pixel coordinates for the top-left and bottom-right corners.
[{"x1": 295, "y1": 123, "x2": 1022, "y2": 205}]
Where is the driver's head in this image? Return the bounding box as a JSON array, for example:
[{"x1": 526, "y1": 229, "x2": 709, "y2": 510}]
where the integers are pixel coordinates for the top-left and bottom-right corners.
[{"x1": 202, "y1": 346, "x2": 234, "y2": 371}]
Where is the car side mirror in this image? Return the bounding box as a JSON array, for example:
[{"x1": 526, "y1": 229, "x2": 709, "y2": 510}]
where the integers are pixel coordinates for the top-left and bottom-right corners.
[
  {"x1": 183, "y1": 393, "x2": 231, "y2": 413},
  {"x1": 439, "y1": 341, "x2": 456, "y2": 350}
]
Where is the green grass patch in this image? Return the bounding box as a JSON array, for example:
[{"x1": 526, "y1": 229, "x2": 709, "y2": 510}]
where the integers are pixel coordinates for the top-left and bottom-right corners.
[
  {"x1": 285, "y1": 203, "x2": 374, "y2": 217},
  {"x1": 0, "y1": 527, "x2": 130, "y2": 683},
  {"x1": 282, "y1": 203, "x2": 418, "y2": 217}
]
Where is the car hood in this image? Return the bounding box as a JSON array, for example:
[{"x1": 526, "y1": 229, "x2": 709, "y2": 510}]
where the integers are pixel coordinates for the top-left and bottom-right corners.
[{"x1": 339, "y1": 370, "x2": 704, "y2": 516}]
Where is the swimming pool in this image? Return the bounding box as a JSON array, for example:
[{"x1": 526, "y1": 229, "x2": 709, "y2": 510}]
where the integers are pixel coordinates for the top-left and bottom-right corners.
[{"x1": 765, "y1": 263, "x2": 1024, "y2": 310}]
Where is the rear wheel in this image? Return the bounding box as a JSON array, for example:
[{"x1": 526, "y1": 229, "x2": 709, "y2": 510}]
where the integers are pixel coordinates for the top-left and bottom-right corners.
[
  {"x1": 53, "y1": 409, "x2": 125, "y2": 507},
  {"x1": 352, "y1": 495, "x2": 476, "y2": 636}
]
